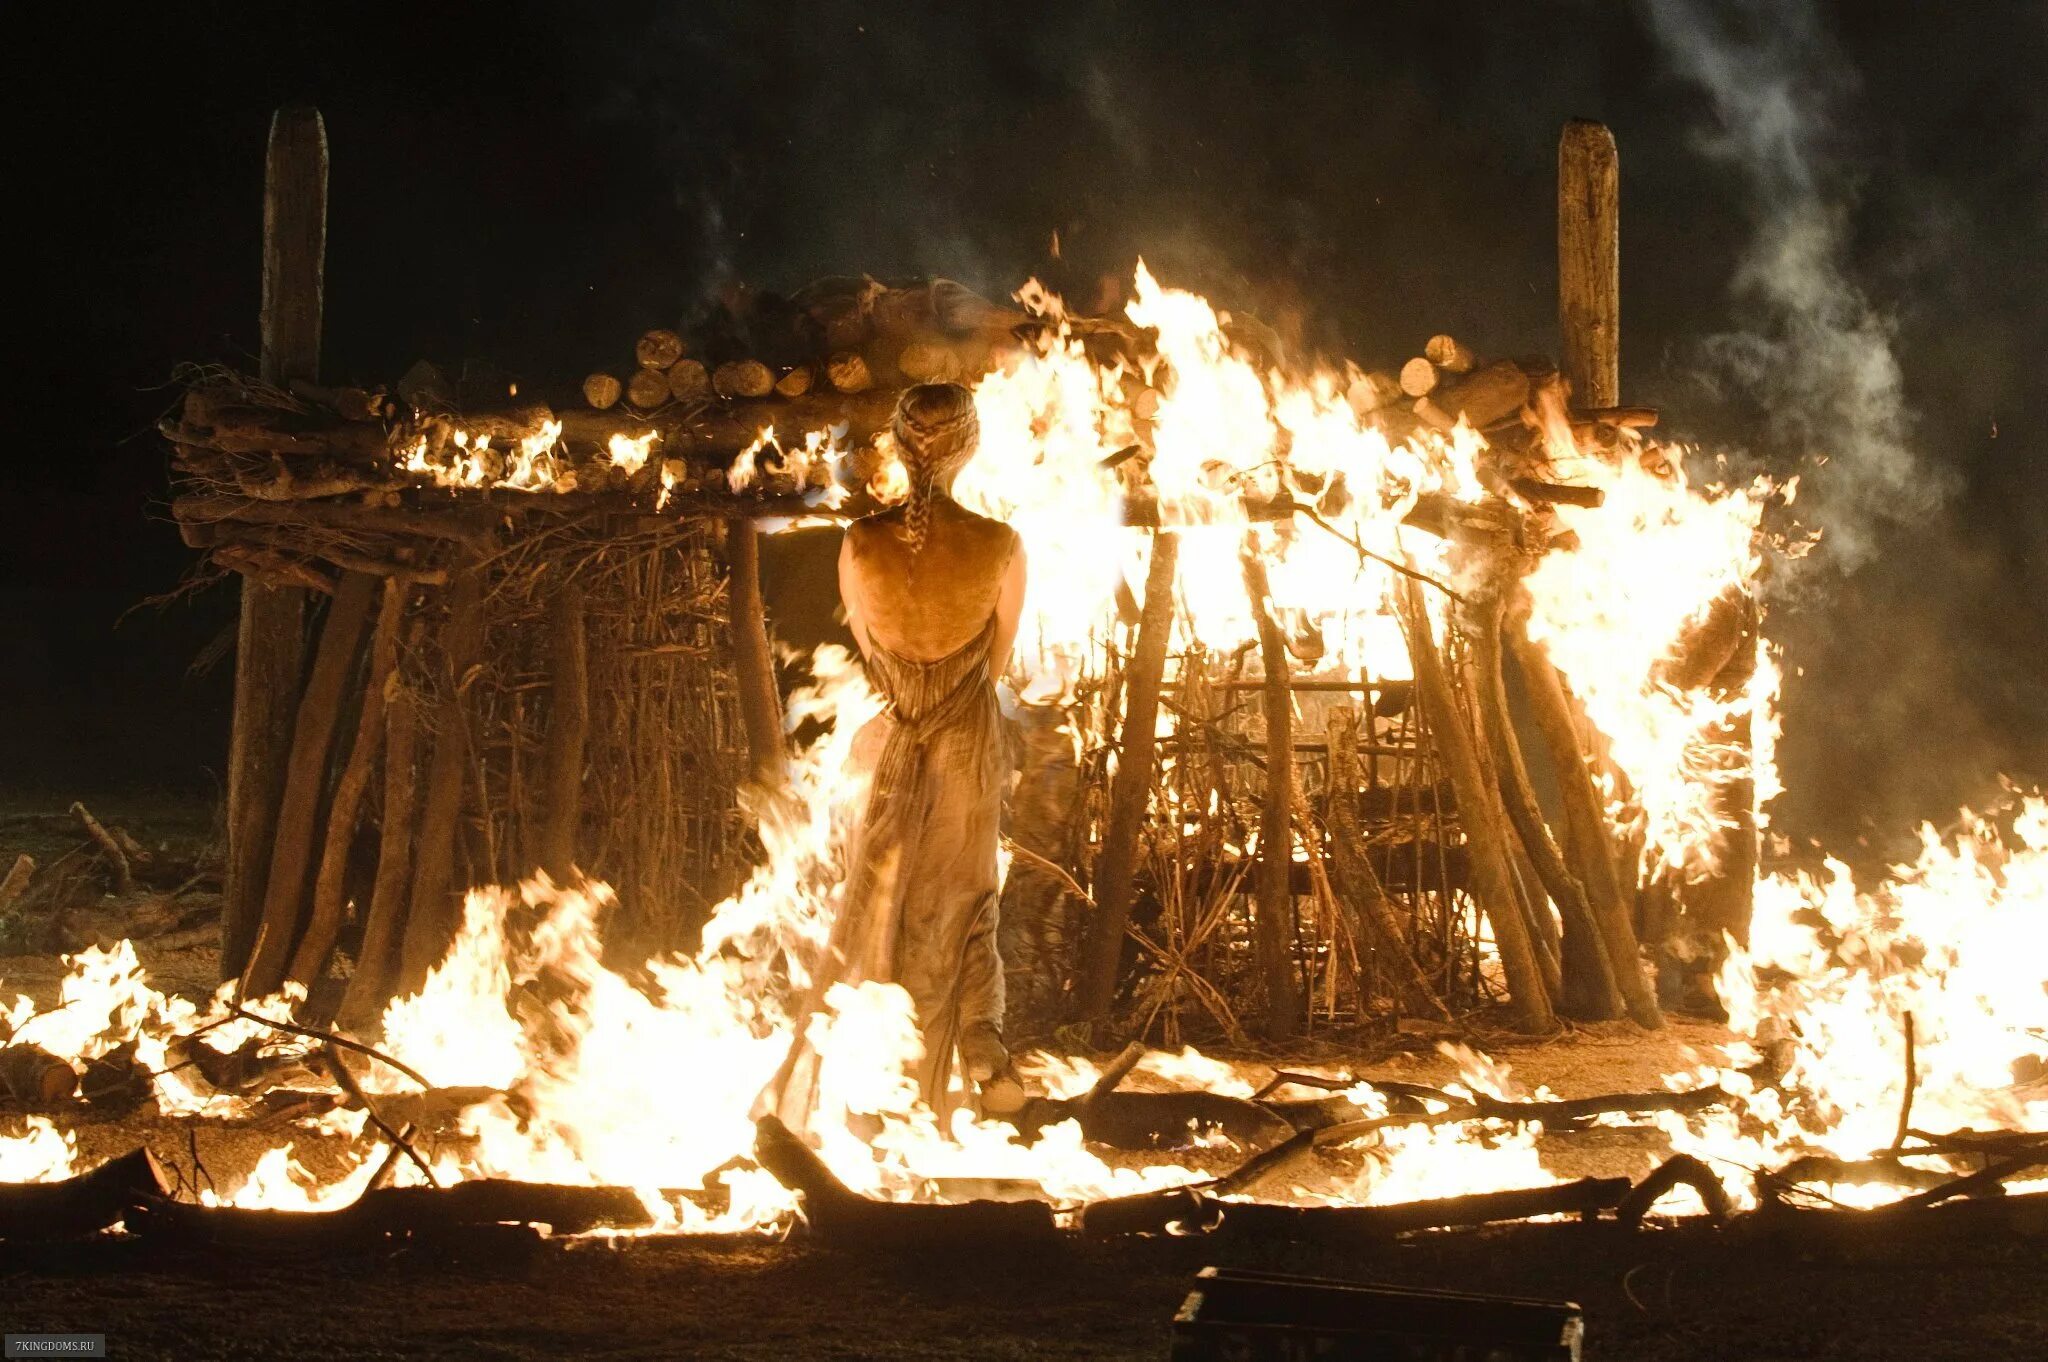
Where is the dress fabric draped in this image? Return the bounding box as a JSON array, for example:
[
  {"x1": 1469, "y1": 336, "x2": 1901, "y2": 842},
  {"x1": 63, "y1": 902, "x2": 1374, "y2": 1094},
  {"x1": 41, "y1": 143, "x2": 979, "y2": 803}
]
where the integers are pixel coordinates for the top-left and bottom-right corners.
[{"x1": 770, "y1": 613, "x2": 1006, "y2": 1130}]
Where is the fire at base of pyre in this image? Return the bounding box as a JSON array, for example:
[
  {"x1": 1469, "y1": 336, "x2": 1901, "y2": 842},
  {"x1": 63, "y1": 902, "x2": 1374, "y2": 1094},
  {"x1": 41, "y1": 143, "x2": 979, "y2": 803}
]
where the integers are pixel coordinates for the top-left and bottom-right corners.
[{"x1": 8, "y1": 268, "x2": 2048, "y2": 1250}]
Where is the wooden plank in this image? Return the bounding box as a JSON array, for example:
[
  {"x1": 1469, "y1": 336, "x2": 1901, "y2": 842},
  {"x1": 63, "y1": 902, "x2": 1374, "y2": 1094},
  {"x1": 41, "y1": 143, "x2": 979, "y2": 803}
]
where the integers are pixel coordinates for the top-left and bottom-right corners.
[
  {"x1": 726, "y1": 519, "x2": 786, "y2": 791},
  {"x1": 538, "y1": 575, "x2": 590, "y2": 875},
  {"x1": 1240, "y1": 549, "x2": 1303, "y2": 1041}
]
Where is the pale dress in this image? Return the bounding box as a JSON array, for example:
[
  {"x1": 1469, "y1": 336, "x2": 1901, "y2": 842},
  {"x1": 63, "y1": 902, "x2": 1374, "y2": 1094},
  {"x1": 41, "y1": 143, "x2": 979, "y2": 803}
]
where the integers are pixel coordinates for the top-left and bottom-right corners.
[{"x1": 770, "y1": 612, "x2": 1006, "y2": 1130}]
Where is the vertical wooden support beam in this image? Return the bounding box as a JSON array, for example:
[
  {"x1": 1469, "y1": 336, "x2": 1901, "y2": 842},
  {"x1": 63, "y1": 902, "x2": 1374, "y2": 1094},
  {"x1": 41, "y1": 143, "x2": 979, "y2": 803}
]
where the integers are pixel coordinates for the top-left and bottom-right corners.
[
  {"x1": 397, "y1": 572, "x2": 486, "y2": 998},
  {"x1": 340, "y1": 621, "x2": 420, "y2": 1029},
  {"x1": 1075, "y1": 530, "x2": 1179, "y2": 1025},
  {"x1": 289, "y1": 578, "x2": 402, "y2": 988},
  {"x1": 1399, "y1": 582, "x2": 1555, "y2": 1035},
  {"x1": 241, "y1": 571, "x2": 379, "y2": 997},
  {"x1": 1505, "y1": 615, "x2": 1663, "y2": 1029},
  {"x1": 1559, "y1": 119, "x2": 1620, "y2": 408},
  {"x1": 538, "y1": 576, "x2": 590, "y2": 878},
  {"x1": 1241, "y1": 550, "x2": 1303, "y2": 1041},
  {"x1": 222, "y1": 106, "x2": 326, "y2": 979},
  {"x1": 728, "y1": 519, "x2": 787, "y2": 791}
]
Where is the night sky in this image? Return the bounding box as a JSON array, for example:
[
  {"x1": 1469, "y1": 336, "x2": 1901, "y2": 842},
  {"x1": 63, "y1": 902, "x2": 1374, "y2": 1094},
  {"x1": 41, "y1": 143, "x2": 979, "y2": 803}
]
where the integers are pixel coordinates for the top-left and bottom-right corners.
[{"x1": 3, "y1": 1, "x2": 2042, "y2": 857}]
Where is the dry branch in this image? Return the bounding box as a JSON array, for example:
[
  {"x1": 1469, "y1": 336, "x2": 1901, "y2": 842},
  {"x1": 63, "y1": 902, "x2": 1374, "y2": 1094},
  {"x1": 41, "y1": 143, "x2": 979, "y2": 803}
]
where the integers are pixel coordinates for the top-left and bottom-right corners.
[
  {"x1": 69, "y1": 803, "x2": 134, "y2": 895},
  {"x1": 1206, "y1": 1176, "x2": 1631, "y2": 1244},
  {"x1": 0, "y1": 1147, "x2": 169, "y2": 1241}
]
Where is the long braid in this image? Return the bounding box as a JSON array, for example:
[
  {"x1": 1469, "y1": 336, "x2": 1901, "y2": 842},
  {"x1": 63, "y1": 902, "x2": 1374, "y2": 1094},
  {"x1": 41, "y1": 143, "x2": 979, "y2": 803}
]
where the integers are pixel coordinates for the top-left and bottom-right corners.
[{"x1": 892, "y1": 383, "x2": 980, "y2": 556}]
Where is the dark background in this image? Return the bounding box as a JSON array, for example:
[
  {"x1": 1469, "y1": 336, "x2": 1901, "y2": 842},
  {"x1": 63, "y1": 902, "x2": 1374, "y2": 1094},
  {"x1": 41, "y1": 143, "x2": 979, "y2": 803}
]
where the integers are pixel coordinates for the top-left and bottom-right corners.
[{"x1": 2, "y1": 1, "x2": 2041, "y2": 858}]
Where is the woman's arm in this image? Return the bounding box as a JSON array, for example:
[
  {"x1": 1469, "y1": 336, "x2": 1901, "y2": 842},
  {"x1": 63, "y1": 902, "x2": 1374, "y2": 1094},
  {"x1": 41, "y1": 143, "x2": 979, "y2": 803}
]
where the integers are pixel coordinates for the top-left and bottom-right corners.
[
  {"x1": 837, "y1": 528, "x2": 872, "y2": 659},
  {"x1": 988, "y1": 532, "x2": 1027, "y2": 678}
]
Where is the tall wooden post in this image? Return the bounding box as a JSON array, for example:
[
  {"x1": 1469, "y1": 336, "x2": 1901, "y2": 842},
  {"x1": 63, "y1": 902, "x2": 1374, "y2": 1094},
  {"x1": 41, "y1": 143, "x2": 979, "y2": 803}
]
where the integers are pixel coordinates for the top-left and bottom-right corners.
[
  {"x1": 1558, "y1": 120, "x2": 1620, "y2": 408},
  {"x1": 222, "y1": 107, "x2": 326, "y2": 979},
  {"x1": 1075, "y1": 529, "x2": 1179, "y2": 1025}
]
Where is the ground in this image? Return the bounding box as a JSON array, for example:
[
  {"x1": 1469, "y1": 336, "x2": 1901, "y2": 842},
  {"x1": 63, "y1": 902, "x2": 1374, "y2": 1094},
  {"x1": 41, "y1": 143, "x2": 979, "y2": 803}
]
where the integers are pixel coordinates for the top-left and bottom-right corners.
[{"x1": 7, "y1": 794, "x2": 2048, "y2": 1358}]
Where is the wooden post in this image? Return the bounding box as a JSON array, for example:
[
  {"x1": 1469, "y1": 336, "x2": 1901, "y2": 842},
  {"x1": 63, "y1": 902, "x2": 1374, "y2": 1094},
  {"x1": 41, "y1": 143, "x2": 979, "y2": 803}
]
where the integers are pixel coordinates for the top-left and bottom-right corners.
[
  {"x1": 340, "y1": 623, "x2": 419, "y2": 1029},
  {"x1": 727, "y1": 519, "x2": 787, "y2": 791},
  {"x1": 396, "y1": 572, "x2": 486, "y2": 998},
  {"x1": 1241, "y1": 550, "x2": 1303, "y2": 1041},
  {"x1": 241, "y1": 571, "x2": 379, "y2": 998},
  {"x1": 288, "y1": 578, "x2": 402, "y2": 988},
  {"x1": 538, "y1": 576, "x2": 590, "y2": 878},
  {"x1": 222, "y1": 106, "x2": 326, "y2": 980},
  {"x1": 1399, "y1": 582, "x2": 1555, "y2": 1035},
  {"x1": 1075, "y1": 530, "x2": 1179, "y2": 1025},
  {"x1": 1505, "y1": 613, "x2": 1663, "y2": 1029},
  {"x1": 1558, "y1": 119, "x2": 1620, "y2": 408}
]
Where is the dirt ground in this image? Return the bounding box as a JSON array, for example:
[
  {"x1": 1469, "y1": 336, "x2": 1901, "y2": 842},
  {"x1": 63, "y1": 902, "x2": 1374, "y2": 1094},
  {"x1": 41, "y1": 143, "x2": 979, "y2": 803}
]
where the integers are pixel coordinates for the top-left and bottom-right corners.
[
  {"x1": 8, "y1": 1219, "x2": 2048, "y2": 1360},
  {"x1": 10, "y1": 794, "x2": 2044, "y2": 1358}
]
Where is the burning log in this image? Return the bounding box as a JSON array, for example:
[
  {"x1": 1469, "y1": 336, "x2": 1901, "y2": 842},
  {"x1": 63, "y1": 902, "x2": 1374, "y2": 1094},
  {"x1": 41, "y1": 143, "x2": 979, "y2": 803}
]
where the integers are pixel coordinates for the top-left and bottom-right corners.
[
  {"x1": 1739, "y1": 1188, "x2": 2048, "y2": 1259},
  {"x1": 242, "y1": 571, "x2": 380, "y2": 998},
  {"x1": 1414, "y1": 361, "x2": 1531, "y2": 433},
  {"x1": 1504, "y1": 606, "x2": 1662, "y2": 1028},
  {"x1": 397, "y1": 571, "x2": 486, "y2": 998},
  {"x1": 0, "y1": 1148, "x2": 170, "y2": 1242},
  {"x1": 754, "y1": 1116, "x2": 1058, "y2": 1247},
  {"x1": 1617, "y1": 1154, "x2": 1732, "y2": 1227},
  {"x1": 0, "y1": 1044, "x2": 79, "y2": 1104},
  {"x1": 288, "y1": 578, "x2": 403, "y2": 987},
  {"x1": 1075, "y1": 1185, "x2": 1215, "y2": 1237},
  {"x1": 1012, "y1": 1089, "x2": 1297, "y2": 1151},
  {"x1": 1241, "y1": 549, "x2": 1305, "y2": 1040},
  {"x1": 340, "y1": 626, "x2": 420, "y2": 1027},
  {"x1": 1396, "y1": 580, "x2": 1555, "y2": 1034},
  {"x1": 1076, "y1": 530, "x2": 1180, "y2": 1026},
  {"x1": 726, "y1": 520, "x2": 787, "y2": 792},
  {"x1": 1469, "y1": 593, "x2": 1624, "y2": 1021},
  {"x1": 1204, "y1": 1176, "x2": 1632, "y2": 1245},
  {"x1": 1322, "y1": 708, "x2": 1451, "y2": 1022}
]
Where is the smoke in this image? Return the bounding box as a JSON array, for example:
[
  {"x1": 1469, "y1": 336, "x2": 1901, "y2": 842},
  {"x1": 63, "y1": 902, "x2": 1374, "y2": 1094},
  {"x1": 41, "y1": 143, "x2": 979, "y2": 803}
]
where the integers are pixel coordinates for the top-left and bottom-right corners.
[{"x1": 1642, "y1": 0, "x2": 1950, "y2": 572}]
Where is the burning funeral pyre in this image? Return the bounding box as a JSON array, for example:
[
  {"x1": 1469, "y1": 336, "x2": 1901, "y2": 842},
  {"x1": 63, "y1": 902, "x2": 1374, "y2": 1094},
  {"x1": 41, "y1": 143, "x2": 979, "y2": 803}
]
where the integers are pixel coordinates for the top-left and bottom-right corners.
[{"x1": 4, "y1": 115, "x2": 2047, "y2": 1258}]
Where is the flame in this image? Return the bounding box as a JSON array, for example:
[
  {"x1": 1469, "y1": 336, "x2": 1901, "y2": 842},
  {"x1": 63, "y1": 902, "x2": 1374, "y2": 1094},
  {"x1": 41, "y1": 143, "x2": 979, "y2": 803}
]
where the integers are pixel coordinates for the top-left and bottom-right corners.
[{"x1": 608, "y1": 430, "x2": 657, "y2": 476}]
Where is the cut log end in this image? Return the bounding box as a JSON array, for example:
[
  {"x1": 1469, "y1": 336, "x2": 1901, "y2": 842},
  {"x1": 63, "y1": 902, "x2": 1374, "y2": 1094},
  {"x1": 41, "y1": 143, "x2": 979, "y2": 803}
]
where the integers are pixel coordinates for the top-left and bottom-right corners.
[
  {"x1": 1399, "y1": 356, "x2": 1440, "y2": 398},
  {"x1": 635, "y1": 328, "x2": 685, "y2": 371},
  {"x1": 581, "y1": 373, "x2": 622, "y2": 411}
]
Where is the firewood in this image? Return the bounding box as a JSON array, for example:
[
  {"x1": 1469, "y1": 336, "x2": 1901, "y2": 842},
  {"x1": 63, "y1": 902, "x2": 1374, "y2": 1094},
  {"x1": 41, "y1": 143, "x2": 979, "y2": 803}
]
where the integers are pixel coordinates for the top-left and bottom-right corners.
[
  {"x1": 826, "y1": 351, "x2": 872, "y2": 393},
  {"x1": 1398, "y1": 357, "x2": 1439, "y2": 398},
  {"x1": 288, "y1": 577, "x2": 403, "y2": 987},
  {"x1": 625, "y1": 368, "x2": 670, "y2": 409},
  {"x1": 1074, "y1": 1042, "x2": 1147, "y2": 1113},
  {"x1": 635, "y1": 328, "x2": 685, "y2": 370},
  {"x1": 0, "y1": 854, "x2": 35, "y2": 912},
  {"x1": 1424, "y1": 334, "x2": 1476, "y2": 374},
  {"x1": 0, "y1": 1043, "x2": 79, "y2": 1104},
  {"x1": 1076, "y1": 1185, "x2": 1215, "y2": 1237},
  {"x1": 897, "y1": 339, "x2": 956, "y2": 384},
  {"x1": 667, "y1": 358, "x2": 709, "y2": 400},
  {"x1": 0, "y1": 1147, "x2": 169, "y2": 1242},
  {"x1": 1570, "y1": 405, "x2": 1657, "y2": 429},
  {"x1": 1397, "y1": 580, "x2": 1555, "y2": 1034},
  {"x1": 1415, "y1": 361, "x2": 1532, "y2": 432},
  {"x1": 754, "y1": 1116, "x2": 1058, "y2": 1247},
  {"x1": 1741, "y1": 1188, "x2": 2048, "y2": 1259},
  {"x1": 726, "y1": 520, "x2": 786, "y2": 791},
  {"x1": 773, "y1": 365, "x2": 814, "y2": 398},
  {"x1": 1344, "y1": 368, "x2": 1402, "y2": 415},
  {"x1": 1323, "y1": 709, "x2": 1451, "y2": 1022},
  {"x1": 173, "y1": 496, "x2": 499, "y2": 548},
  {"x1": 396, "y1": 572, "x2": 485, "y2": 997},
  {"x1": 1211, "y1": 1128, "x2": 1318, "y2": 1199},
  {"x1": 241, "y1": 573, "x2": 380, "y2": 998},
  {"x1": 1241, "y1": 549, "x2": 1304, "y2": 1041},
  {"x1": 1507, "y1": 477, "x2": 1604, "y2": 508},
  {"x1": 581, "y1": 373, "x2": 622, "y2": 410},
  {"x1": 1205, "y1": 1176, "x2": 1632, "y2": 1245},
  {"x1": 69, "y1": 801, "x2": 134, "y2": 895},
  {"x1": 712, "y1": 360, "x2": 774, "y2": 399},
  {"x1": 1011, "y1": 1089, "x2": 1296, "y2": 1150},
  {"x1": 1075, "y1": 531, "x2": 1180, "y2": 1024}
]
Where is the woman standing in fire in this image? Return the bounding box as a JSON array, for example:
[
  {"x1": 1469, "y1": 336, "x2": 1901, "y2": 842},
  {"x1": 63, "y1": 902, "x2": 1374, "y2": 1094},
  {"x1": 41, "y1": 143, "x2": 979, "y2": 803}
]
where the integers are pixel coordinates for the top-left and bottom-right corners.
[{"x1": 771, "y1": 382, "x2": 1027, "y2": 1127}]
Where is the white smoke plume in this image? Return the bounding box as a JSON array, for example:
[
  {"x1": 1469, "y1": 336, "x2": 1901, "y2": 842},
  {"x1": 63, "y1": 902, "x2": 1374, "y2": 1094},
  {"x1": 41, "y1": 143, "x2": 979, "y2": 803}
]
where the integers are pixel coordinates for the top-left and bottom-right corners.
[{"x1": 1644, "y1": 0, "x2": 1949, "y2": 570}]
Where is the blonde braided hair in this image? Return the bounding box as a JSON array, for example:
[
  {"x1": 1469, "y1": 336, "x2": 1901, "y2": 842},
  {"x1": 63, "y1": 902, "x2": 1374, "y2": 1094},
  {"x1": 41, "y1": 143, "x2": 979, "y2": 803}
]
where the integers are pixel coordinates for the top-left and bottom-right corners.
[{"x1": 892, "y1": 382, "x2": 980, "y2": 555}]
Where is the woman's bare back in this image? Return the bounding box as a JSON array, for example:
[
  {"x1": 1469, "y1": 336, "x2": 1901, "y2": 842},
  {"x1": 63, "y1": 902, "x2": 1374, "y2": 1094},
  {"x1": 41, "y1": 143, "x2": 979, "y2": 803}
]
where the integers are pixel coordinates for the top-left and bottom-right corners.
[{"x1": 841, "y1": 499, "x2": 1023, "y2": 663}]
